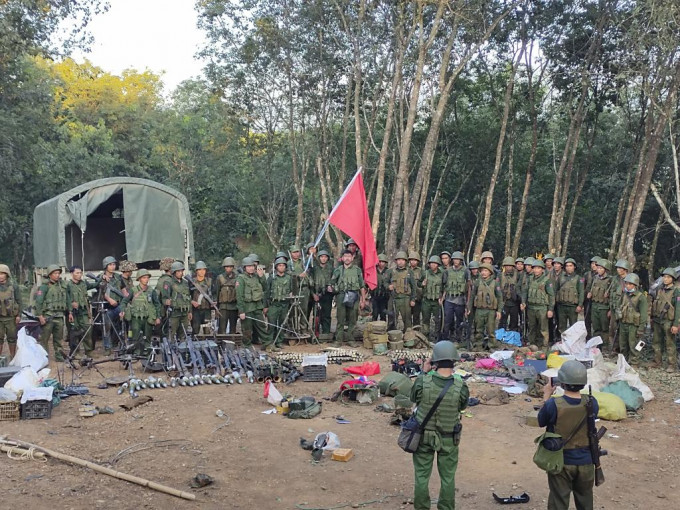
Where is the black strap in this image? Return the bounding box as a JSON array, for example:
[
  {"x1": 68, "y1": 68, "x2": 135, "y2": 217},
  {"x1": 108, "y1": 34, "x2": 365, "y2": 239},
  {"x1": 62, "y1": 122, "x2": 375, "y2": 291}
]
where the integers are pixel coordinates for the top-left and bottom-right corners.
[{"x1": 419, "y1": 378, "x2": 456, "y2": 431}]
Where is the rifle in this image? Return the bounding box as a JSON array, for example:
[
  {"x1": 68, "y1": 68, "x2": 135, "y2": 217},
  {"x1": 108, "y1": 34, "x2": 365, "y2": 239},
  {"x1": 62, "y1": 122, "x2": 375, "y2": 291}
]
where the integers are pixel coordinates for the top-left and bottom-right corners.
[
  {"x1": 87, "y1": 273, "x2": 126, "y2": 302},
  {"x1": 586, "y1": 386, "x2": 608, "y2": 486},
  {"x1": 161, "y1": 337, "x2": 176, "y2": 371},
  {"x1": 183, "y1": 275, "x2": 222, "y2": 317},
  {"x1": 186, "y1": 334, "x2": 206, "y2": 376}
]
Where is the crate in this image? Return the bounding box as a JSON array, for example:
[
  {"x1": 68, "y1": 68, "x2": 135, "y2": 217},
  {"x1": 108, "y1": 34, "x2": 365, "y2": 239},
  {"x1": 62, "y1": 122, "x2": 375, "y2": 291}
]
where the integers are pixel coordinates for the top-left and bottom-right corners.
[
  {"x1": 303, "y1": 365, "x2": 327, "y2": 382},
  {"x1": 21, "y1": 400, "x2": 53, "y2": 420},
  {"x1": 331, "y1": 448, "x2": 354, "y2": 462},
  {"x1": 0, "y1": 401, "x2": 20, "y2": 422}
]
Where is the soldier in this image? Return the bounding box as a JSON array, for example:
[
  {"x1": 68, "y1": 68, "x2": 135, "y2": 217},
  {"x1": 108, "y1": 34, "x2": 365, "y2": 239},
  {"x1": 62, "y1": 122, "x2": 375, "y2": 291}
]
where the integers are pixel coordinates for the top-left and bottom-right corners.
[
  {"x1": 305, "y1": 243, "x2": 318, "y2": 319},
  {"x1": 556, "y1": 258, "x2": 584, "y2": 333},
  {"x1": 236, "y1": 257, "x2": 272, "y2": 348},
  {"x1": 0, "y1": 264, "x2": 22, "y2": 359},
  {"x1": 266, "y1": 257, "x2": 293, "y2": 351},
  {"x1": 329, "y1": 250, "x2": 366, "y2": 345},
  {"x1": 372, "y1": 254, "x2": 390, "y2": 323},
  {"x1": 421, "y1": 256, "x2": 444, "y2": 339},
  {"x1": 544, "y1": 254, "x2": 555, "y2": 273},
  {"x1": 480, "y1": 250, "x2": 494, "y2": 266},
  {"x1": 468, "y1": 260, "x2": 481, "y2": 282},
  {"x1": 411, "y1": 341, "x2": 469, "y2": 510},
  {"x1": 311, "y1": 249, "x2": 334, "y2": 337},
  {"x1": 35, "y1": 265, "x2": 68, "y2": 361},
  {"x1": 160, "y1": 261, "x2": 192, "y2": 341},
  {"x1": 468, "y1": 263, "x2": 503, "y2": 350},
  {"x1": 441, "y1": 251, "x2": 469, "y2": 342},
  {"x1": 190, "y1": 261, "x2": 213, "y2": 333},
  {"x1": 388, "y1": 251, "x2": 416, "y2": 332},
  {"x1": 288, "y1": 245, "x2": 311, "y2": 322},
  {"x1": 120, "y1": 269, "x2": 161, "y2": 356},
  {"x1": 440, "y1": 251, "x2": 452, "y2": 270},
  {"x1": 524, "y1": 257, "x2": 535, "y2": 280},
  {"x1": 609, "y1": 259, "x2": 630, "y2": 351},
  {"x1": 515, "y1": 257, "x2": 525, "y2": 294},
  {"x1": 587, "y1": 259, "x2": 612, "y2": 346},
  {"x1": 549, "y1": 257, "x2": 565, "y2": 342},
  {"x1": 409, "y1": 252, "x2": 424, "y2": 328},
  {"x1": 499, "y1": 257, "x2": 522, "y2": 332},
  {"x1": 66, "y1": 265, "x2": 96, "y2": 357},
  {"x1": 521, "y1": 259, "x2": 555, "y2": 349},
  {"x1": 618, "y1": 273, "x2": 647, "y2": 365},
  {"x1": 583, "y1": 256, "x2": 599, "y2": 337},
  {"x1": 649, "y1": 268, "x2": 680, "y2": 372},
  {"x1": 538, "y1": 361, "x2": 599, "y2": 510},
  {"x1": 119, "y1": 260, "x2": 137, "y2": 298},
  {"x1": 345, "y1": 238, "x2": 363, "y2": 270},
  {"x1": 215, "y1": 257, "x2": 238, "y2": 334},
  {"x1": 96, "y1": 256, "x2": 124, "y2": 354}
]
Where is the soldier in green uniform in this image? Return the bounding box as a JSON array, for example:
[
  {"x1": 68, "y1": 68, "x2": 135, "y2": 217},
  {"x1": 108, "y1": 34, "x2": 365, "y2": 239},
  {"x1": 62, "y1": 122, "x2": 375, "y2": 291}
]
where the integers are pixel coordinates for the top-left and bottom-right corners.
[
  {"x1": 583, "y1": 256, "x2": 599, "y2": 337},
  {"x1": 587, "y1": 258, "x2": 613, "y2": 345},
  {"x1": 288, "y1": 245, "x2": 311, "y2": 323},
  {"x1": 524, "y1": 257, "x2": 535, "y2": 280},
  {"x1": 609, "y1": 259, "x2": 630, "y2": 351},
  {"x1": 388, "y1": 251, "x2": 416, "y2": 332},
  {"x1": 411, "y1": 341, "x2": 469, "y2": 510},
  {"x1": 0, "y1": 264, "x2": 22, "y2": 359},
  {"x1": 544, "y1": 253, "x2": 555, "y2": 273},
  {"x1": 441, "y1": 252, "x2": 469, "y2": 342},
  {"x1": 120, "y1": 269, "x2": 161, "y2": 355},
  {"x1": 329, "y1": 250, "x2": 366, "y2": 344},
  {"x1": 556, "y1": 258, "x2": 585, "y2": 333},
  {"x1": 372, "y1": 254, "x2": 390, "y2": 323},
  {"x1": 215, "y1": 257, "x2": 239, "y2": 334},
  {"x1": 66, "y1": 265, "x2": 96, "y2": 356},
  {"x1": 521, "y1": 259, "x2": 555, "y2": 349},
  {"x1": 345, "y1": 238, "x2": 363, "y2": 271},
  {"x1": 515, "y1": 257, "x2": 525, "y2": 293},
  {"x1": 35, "y1": 265, "x2": 68, "y2": 361},
  {"x1": 650, "y1": 268, "x2": 680, "y2": 372},
  {"x1": 549, "y1": 257, "x2": 565, "y2": 342},
  {"x1": 155, "y1": 257, "x2": 175, "y2": 334},
  {"x1": 468, "y1": 260, "x2": 481, "y2": 282},
  {"x1": 439, "y1": 251, "x2": 452, "y2": 270},
  {"x1": 311, "y1": 250, "x2": 334, "y2": 336},
  {"x1": 618, "y1": 273, "x2": 647, "y2": 365},
  {"x1": 189, "y1": 261, "x2": 213, "y2": 333},
  {"x1": 421, "y1": 256, "x2": 444, "y2": 340},
  {"x1": 480, "y1": 250, "x2": 494, "y2": 266},
  {"x1": 499, "y1": 257, "x2": 522, "y2": 331},
  {"x1": 267, "y1": 257, "x2": 293, "y2": 350},
  {"x1": 409, "y1": 252, "x2": 424, "y2": 329},
  {"x1": 160, "y1": 261, "x2": 192, "y2": 341},
  {"x1": 119, "y1": 260, "x2": 137, "y2": 299},
  {"x1": 236, "y1": 257, "x2": 272, "y2": 348},
  {"x1": 468, "y1": 263, "x2": 503, "y2": 350},
  {"x1": 95, "y1": 256, "x2": 124, "y2": 354}
]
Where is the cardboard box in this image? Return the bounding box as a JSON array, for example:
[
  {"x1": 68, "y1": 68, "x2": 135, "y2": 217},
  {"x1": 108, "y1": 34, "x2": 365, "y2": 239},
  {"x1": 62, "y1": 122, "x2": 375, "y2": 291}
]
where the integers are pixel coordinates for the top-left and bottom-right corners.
[{"x1": 331, "y1": 448, "x2": 354, "y2": 462}]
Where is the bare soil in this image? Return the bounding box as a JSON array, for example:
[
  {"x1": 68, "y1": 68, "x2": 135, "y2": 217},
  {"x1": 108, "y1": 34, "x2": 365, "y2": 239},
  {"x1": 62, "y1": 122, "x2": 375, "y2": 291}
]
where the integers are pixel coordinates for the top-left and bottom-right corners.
[{"x1": 1, "y1": 341, "x2": 679, "y2": 510}]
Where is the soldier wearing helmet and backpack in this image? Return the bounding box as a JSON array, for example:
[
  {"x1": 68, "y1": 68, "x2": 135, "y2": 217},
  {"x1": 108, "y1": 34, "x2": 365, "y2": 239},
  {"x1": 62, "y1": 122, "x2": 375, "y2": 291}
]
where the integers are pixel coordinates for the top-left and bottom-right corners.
[
  {"x1": 618, "y1": 273, "x2": 648, "y2": 365},
  {"x1": 215, "y1": 257, "x2": 239, "y2": 334}
]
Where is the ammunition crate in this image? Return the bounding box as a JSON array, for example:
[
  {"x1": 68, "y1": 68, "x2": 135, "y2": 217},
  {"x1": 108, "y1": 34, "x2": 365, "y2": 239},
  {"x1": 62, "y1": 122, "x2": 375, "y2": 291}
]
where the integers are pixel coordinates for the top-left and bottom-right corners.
[
  {"x1": 0, "y1": 401, "x2": 20, "y2": 422},
  {"x1": 21, "y1": 400, "x2": 53, "y2": 420},
  {"x1": 303, "y1": 365, "x2": 327, "y2": 382}
]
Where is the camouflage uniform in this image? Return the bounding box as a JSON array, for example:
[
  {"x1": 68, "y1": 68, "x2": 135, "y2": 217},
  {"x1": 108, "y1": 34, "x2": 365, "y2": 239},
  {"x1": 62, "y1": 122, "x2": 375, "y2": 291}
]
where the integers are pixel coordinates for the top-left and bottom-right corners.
[
  {"x1": 190, "y1": 275, "x2": 213, "y2": 333},
  {"x1": 267, "y1": 267, "x2": 292, "y2": 347},
  {"x1": 468, "y1": 270, "x2": 503, "y2": 350},
  {"x1": 409, "y1": 253, "x2": 424, "y2": 328},
  {"x1": 215, "y1": 264, "x2": 239, "y2": 334},
  {"x1": 556, "y1": 270, "x2": 585, "y2": 333},
  {"x1": 331, "y1": 263, "x2": 364, "y2": 343},
  {"x1": 311, "y1": 253, "x2": 335, "y2": 335},
  {"x1": 66, "y1": 276, "x2": 97, "y2": 355},
  {"x1": 649, "y1": 271, "x2": 680, "y2": 370},
  {"x1": 421, "y1": 262, "x2": 444, "y2": 339},
  {"x1": 160, "y1": 274, "x2": 192, "y2": 341},
  {"x1": 388, "y1": 254, "x2": 416, "y2": 332},
  {"x1": 522, "y1": 269, "x2": 555, "y2": 348},
  {"x1": 0, "y1": 265, "x2": 22, "y2": 357},
  {"x1": 35, "y1": 268, "x2": 69, "y2": 361},
  {"x1": 236, "y1": 265, "x2": 272, "y2": 347},
  {"x1": 120, "y1": 273, "x2": 161, "y2": 355}
]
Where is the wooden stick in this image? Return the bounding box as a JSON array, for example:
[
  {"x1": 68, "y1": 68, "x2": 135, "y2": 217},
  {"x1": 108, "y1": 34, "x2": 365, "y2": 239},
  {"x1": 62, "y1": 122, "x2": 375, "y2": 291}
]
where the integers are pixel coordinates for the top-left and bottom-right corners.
[
  {"x1": 0, "y1": 438, "x2": 196, "y2": 501},
  {"x1": 0, "y1": 444, "x2": 47, "y2": 459}
]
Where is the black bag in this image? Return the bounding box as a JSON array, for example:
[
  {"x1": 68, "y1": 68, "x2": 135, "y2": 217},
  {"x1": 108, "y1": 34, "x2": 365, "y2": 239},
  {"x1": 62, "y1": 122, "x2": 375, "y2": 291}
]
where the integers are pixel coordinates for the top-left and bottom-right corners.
[
  {"x1": 397, "y1": 378, "x2": 455, "y2": 453},
  {"x1": 343, "y1": 290, "x2": 359, "y2": 307}
]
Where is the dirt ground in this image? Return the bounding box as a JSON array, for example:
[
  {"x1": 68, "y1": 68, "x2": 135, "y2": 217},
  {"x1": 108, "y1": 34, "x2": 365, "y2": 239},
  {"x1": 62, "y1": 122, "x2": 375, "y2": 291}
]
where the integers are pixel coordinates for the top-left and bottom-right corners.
[{"x1": 1, "y1": 338, "x2": 679, "y2": 510}]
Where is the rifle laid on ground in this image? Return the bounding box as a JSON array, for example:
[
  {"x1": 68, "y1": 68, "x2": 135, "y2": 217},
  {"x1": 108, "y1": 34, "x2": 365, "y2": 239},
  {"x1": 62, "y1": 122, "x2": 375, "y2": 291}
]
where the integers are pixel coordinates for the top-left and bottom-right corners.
[{"x1": 587, "y1": 386, "x2": 608, "y2": 486}]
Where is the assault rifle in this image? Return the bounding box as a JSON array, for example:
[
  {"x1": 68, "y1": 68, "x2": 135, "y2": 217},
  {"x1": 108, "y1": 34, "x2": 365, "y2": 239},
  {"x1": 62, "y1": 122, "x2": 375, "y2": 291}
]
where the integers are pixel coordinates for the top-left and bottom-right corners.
[
  {"x1": 185, "y1": 334, "x2": 205, "y2": 377},
  {"x1": 184, "y1": 275, "x2": 221, "y2": 317},
  {"x1": 587, "y1": 386, "x2": 608, "y2": 486}
]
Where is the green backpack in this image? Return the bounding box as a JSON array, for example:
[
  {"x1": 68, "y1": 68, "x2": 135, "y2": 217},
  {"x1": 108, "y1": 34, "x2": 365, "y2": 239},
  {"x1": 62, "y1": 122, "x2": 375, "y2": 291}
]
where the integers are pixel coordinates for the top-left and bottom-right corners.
[{"x1": 379, "y1": 372, "x2": 413, "y2": 397}]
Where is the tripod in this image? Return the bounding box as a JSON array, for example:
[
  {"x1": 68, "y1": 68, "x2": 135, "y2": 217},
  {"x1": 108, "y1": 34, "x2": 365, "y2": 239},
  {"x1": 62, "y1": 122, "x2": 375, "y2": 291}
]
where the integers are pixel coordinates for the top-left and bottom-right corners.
[{"x1": 273, "y1": 293, "x2": 318, "y2": 346}]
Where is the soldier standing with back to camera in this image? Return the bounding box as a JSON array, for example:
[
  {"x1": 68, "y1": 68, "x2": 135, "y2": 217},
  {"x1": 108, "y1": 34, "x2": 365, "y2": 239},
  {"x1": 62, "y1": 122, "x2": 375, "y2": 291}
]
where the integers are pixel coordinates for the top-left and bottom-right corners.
[
  {"x1": 0, "y1": 264, "x2": 22, "y2": 359},
  {"x1": 215, "y1": 257, "x2": 238, "y2": 334}
]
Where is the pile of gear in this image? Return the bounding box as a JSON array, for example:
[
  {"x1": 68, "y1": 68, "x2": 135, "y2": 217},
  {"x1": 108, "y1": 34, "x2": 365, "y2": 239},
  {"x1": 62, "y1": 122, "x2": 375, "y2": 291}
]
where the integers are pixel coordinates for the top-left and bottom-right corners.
[{"x1": 274, "y1": 348, "x2": 365, "y2": 365}]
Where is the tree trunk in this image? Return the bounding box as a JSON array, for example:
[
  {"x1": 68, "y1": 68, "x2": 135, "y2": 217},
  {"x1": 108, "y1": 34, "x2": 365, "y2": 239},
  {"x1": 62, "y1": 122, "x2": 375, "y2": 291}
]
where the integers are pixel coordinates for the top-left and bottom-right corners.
[
  {"x1": 504, "y1": 135, "x2": 515, "y2": 256},
  {"x1": 648, "y1": 186, "x2": 670, "y2": 287}
]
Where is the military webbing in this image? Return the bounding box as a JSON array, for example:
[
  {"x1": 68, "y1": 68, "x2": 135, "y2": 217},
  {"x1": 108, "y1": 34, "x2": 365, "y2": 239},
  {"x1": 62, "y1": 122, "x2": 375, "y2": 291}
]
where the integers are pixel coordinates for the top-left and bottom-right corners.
[
  {"x1": 652, "y1": 286, "x2": 675, "y2": 321},
  {"x1": 217, "y1": 273, "x2": 237, "y2": 303},
  {"x1": 0, "y1": 283, "x2": 18, "y2": 317},
  {"x1": 621, "y1": 292, "x2": 641, "y2": 325},
  {"x1": 557, "y1": 273, "x2": 579, "y2": 305},
  {"x1": 554, "y1": 396, "x2": 589, "y2": 449},
  {"x1": 473, "y1": 278, "x2": 498, "y2": 310},
  {"x1": 393, "y1": 268, "x2": 411, "y2": 295},
  {"x1": 590, "y1": 276, "x2": 611, "y2": 304}
]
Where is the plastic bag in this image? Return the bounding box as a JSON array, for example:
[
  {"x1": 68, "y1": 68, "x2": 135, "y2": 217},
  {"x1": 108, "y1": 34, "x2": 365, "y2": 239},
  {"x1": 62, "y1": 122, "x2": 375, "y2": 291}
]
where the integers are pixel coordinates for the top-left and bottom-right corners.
[
  {"x1": 344, "y1": 361, "x2": 381, "y2": 377},
  {"x1": 315, "y1": 431, "x2": 341, "y2": 451},
  {"x1": 601, "y1": 380, "x2": 644, "y2": 411},
  {"x1": 0, "y1": 388, "x2": 18, "y2": 403},
  {"x1": 263, "y1": 380, "x2": 283, "y2": 406},
  {"x1": 581, "y1": 390, "x2": 627, "y2": 421},
  {"x1": 4, "y1": 366, "x2": 40, "y2": 393},
  {"x1": 10, "y1": 328, "x2": 48, "y2": 372},
  {"x1": 611, "y1": 354, "x2": 654, "y2": 402}
]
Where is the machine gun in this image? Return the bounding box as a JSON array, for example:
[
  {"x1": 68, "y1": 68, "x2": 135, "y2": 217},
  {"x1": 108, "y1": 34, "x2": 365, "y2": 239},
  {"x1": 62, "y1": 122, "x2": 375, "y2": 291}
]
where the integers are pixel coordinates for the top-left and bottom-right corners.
[
  {"x1": 183, "y1": 275, "x2": 221, "y2": 317},
  {"x1": 587, "y1": 386, "x2": 608, "y2": 486}
]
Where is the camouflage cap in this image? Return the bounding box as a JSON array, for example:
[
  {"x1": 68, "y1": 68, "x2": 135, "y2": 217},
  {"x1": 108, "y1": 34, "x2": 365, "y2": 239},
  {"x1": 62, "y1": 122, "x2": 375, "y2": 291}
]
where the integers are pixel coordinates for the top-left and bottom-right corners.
[
  {"x1": 159, "y1": 257, "x2": 175, "y2": 271},
  {"x1": 119, "y1": 260, "x2": 137, "y2": 272}
]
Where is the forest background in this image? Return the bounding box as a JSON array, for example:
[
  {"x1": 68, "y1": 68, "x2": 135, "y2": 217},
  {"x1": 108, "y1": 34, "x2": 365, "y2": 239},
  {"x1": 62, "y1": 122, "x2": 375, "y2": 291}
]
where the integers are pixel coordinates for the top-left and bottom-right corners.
[{"x1": 1, "y1": 0, "x2": 680, "y2": 287}]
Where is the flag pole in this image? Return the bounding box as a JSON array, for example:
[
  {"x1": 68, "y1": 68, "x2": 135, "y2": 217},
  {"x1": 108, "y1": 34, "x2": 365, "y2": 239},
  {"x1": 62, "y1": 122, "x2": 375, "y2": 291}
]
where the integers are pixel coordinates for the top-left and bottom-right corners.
[{"x1": 305, "y1": 167, "x2": 363, "y2": 271}]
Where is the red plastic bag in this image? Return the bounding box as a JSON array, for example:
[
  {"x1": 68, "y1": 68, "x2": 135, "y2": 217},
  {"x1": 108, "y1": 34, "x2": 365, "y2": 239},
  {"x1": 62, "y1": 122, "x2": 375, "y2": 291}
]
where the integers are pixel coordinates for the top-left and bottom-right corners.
[{"x1": 343, "y1": 361, "x2": 381, "y2": 377}]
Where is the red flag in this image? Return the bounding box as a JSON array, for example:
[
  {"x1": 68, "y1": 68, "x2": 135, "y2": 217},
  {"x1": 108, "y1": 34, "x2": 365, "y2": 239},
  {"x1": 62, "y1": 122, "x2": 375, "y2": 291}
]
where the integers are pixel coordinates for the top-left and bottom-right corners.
[{"x1": 327, "y1": 171, "x2": 379, "y2": 289}]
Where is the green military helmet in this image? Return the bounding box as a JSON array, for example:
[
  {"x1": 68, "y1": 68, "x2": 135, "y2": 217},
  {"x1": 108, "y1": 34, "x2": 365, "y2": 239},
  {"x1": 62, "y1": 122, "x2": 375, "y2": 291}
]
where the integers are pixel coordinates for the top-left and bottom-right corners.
[
  {"x1": 553, "y1": 257, "x2": 565, "y2": 266},
  {"x1": 289, "y1": 245, "x2": 301, "y2": 253},
  {"x1": 394, "y1": 250, "x2": 408, "y2": 261},
  {"x1": 451, "y1": 251, "x2": 464, "y2": 261},
  {"x1": 480, "y1": 250, "x2": 494, "y2": 261},
  {"x1": 222, "y1": 256, "x2": 236, "y2": 267},
  {"x1": 596, "y1": 259, "x2": 611, "y2": 272},
  {"x1": 615, "y1": 259, "x2": 630, "y2": 271},
  {"x1": 428, "y1": 255, "x2": 442, "y2": 265},
  {"x1": 242, "y1": 257, "x2": 255, "y2": 267},
  {"x1": 248, "y1": 253, "x2": 260, "y2": 264},
  {"x1": 275, "y1": 251, "x2": 289, "y2": 260},
  {"x1": 623, "y1": 273, "x2": 640, "y2": 286},
  {"x1": 544, "y1": 253, "x2": 555, "y2": 261},
  {"x1": 318, "y1": 250, "x2": 330, "y2": 258},
  {"x1": 524, "y1": 257, "x2": 535, "y2": 266},
  {"x1": 408, "y1": 252, "x2": 421, "y2": 262},
  {"x1": 502, "y1": 256, "x2": 515, "y2": 266},
  {"x1": 440, "y1": 250, "x2": 452, "y2": 258},
  {"x1": 431, "y1": 340, "x2": 460, "y2": 362},
  {"x1": 590, "y1": 256, "x2": 600, "y2": 263},
  {"x1": 305, "y1": 242, "x2": 315, "y2": 251},
  {"x1": 0, "y1": 264, "x2": 10, "y2": 277},
  {"x1": 170, "y1": 261, "x2": 185, "y2": 272},
  {"x1": 468, "y1": 261, "x2": 480, "y2": 269},
  {"x1": 378, "y1": 253, "x2": 389, "y2": 263},
  {"x1": 46, "y1": 264, "x2": 62, "y2": 276},
  {"x1": 195, "y1": 261, "x2": 208, "y2": 270},
  {"x1": 136, "y1": 269, "x2": 151, "y2": 280},
  {"x1": 557, "y1": 360, "x2": 587, "y2": 386},
  {"x1": 274, "y1": 257, "x2": 288, "y2": 266},
  {"x1": 515, "y1": 257, "x2": 525, "y2": 264},
  {"x1": 159, "y1": 257, "x2": 175, "y2": 271},
  {"x1": 102, "y1": 256, "x2": 117, "y2": 269},
  {"x1": 565, "y1": 257, "x2": 577, "y2": 267},
  {"x1": 345, "y1": 238, "x2": 357, "y2": 246},
  {"x1": 480, "y1": 263, "x2": 494, "y2": 273},
  {"x1": 533, "y1": 259, "x2": 546, "y2": 269},
  {"x1": 662, "y1": 267, "x2": 677, "y2": 279}
]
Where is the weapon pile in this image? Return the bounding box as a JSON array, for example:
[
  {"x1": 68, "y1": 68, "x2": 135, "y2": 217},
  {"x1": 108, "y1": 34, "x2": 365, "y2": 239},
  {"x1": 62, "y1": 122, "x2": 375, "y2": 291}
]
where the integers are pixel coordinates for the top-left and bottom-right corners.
[{"x1": 274, "y1": 348, "x2": 365, "y2": 365}]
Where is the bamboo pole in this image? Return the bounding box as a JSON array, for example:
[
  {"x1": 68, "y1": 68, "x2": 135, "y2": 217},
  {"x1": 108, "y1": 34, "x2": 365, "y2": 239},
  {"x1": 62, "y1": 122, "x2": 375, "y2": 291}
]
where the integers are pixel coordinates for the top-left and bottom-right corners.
[
  {"x1": 1, "y1": 444, "x2": 47, "y2": 459},
  {"x1": 0, "y1": 437, "x2": 196, "y2": 501}
]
